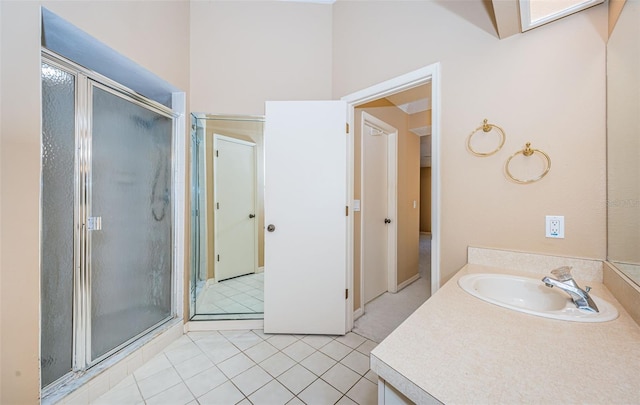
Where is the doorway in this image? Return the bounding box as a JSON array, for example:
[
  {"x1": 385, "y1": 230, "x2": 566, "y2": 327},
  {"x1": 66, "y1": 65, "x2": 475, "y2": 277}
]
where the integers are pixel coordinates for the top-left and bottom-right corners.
[
  {"x1": 343, "y1": 64, "x2": 440, "y2": 332},
  {"x1": 361, "y1": 113, "x2": 398, "y2": 304}
]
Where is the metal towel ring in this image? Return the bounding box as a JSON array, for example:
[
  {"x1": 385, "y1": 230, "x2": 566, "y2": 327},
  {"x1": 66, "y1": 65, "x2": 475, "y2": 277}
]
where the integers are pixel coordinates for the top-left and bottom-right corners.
[
  {"x1": 467, "y1": 119, "x2": 506, "y2": 157},
  {"x1": 505, "y1": 142, "x2": 551, "y2": 184}
]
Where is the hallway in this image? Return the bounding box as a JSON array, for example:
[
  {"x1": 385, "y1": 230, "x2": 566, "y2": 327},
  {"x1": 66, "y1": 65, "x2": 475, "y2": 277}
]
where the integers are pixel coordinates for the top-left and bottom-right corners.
[{"x1": 352, "y1": 234, "x2": 432, "y2": 342}]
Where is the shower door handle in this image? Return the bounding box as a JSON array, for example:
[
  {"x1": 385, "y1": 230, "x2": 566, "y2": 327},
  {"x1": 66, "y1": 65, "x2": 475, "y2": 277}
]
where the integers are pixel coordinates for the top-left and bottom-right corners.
[{"x1": 87, "y1": 216, "x2": 102, "y2": 231}]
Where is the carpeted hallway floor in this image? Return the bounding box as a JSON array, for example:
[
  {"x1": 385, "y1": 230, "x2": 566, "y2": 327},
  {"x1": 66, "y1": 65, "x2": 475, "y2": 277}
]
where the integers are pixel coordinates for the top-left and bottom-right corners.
[{"x1": 352, "y1": 234, "x2": 432, "y2": 343}]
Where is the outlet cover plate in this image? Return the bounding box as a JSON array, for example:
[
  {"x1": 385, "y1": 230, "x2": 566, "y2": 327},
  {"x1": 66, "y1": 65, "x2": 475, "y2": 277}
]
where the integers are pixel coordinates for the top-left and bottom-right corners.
[{"x1": 545, "y1": 215, "x2": 564, "y2": 238}]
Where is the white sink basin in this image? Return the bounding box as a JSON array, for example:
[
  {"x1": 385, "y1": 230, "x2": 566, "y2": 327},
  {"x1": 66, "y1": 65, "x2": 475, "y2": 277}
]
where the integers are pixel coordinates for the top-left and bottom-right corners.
[{"x1": 458, "y1": 273, "x2": 618, "y2": 322}]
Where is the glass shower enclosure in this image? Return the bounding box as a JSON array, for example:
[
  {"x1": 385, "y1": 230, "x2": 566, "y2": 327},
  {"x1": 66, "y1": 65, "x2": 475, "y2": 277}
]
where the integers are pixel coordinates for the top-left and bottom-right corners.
[{"x1": 41, "y1": 52, "x2": 175, "y2": 388}]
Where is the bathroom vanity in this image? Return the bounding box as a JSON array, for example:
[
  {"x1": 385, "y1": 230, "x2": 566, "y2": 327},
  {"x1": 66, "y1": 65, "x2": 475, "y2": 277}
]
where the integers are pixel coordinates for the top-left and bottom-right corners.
[{"x1": 370, "y1": 252, "x2": 640, "y2": 404}]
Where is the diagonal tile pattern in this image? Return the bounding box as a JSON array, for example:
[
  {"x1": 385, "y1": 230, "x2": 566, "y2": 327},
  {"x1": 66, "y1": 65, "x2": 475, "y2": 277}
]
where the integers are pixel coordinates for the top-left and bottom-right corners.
[
  {"x1": 92, "y1": 331, "x2": 378, "y2": 405},
  {"x1": 195, "y1": 273, "x2": 264, "y2": 316}
]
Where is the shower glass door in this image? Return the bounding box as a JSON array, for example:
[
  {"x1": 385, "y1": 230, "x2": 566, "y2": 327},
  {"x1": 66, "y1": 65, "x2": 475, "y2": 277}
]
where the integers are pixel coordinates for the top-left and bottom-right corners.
[
  {"x1": 41, "y1": 53, "x2": 175, "y2": 388},
  {"x1": 89, "y1": 84, "x2": 173, "y2": 362},
  {"x1": 41, "y1": 61, "x2": 76, "y2": 388}
]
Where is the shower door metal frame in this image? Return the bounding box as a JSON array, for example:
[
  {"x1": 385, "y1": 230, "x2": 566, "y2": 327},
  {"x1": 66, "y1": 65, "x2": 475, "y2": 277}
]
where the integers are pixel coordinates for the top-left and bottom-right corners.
[
  {"x1": 189, "y1": 116, "x2": 201, "y2": 319},
  {"x1": 42, "y1": 49, "x2": 178, "y2": 380},
  {"x1": 84, "y1": 79, "x2": 176, "y2": 367}
]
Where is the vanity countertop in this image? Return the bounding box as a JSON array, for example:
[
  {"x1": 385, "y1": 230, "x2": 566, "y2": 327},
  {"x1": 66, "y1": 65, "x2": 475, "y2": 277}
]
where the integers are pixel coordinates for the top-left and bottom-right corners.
[{"x1": 370, "y1": 263, "x2": 640, "y2": 404}]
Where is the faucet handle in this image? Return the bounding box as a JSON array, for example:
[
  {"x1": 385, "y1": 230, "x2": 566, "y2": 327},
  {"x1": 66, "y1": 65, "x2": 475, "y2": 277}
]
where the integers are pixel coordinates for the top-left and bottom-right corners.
[{"x1": 550, "y1": 266, "x2": 573, "y2": 281}]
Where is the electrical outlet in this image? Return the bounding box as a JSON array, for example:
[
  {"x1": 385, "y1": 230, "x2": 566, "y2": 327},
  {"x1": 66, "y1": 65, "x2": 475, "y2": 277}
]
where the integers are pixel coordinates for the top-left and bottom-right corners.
[{"x1": 545, "y1": 215, "x2": 565, "y2": 238}]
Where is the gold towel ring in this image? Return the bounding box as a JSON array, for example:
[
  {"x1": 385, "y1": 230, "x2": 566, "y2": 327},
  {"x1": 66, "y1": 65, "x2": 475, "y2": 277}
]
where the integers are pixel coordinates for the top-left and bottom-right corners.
[
  {"x1": 505, "y1": 142, "x2": 551, "y2": 184},
  {"x1": 467, "y1": 119, "x2": 506, "y2": 157}
]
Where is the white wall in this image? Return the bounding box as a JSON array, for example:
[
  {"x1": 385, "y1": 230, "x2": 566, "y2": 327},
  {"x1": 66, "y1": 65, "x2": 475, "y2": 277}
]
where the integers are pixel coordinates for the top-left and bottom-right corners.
[{"x1": 333, "y1": 1, "x2": 608, "y2": 283}]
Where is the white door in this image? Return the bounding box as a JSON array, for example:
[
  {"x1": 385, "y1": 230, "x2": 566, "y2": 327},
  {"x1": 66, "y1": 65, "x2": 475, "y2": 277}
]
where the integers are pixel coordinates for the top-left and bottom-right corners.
[
  {"x1": 363, "y1": 124, "x2": 390, "y2": 303},
  {"x1": 264, "y1": 101, "x2": 348, "y2": 335},
  {"x1": 214, "y1": 135, "x2": 258, "y2": 282},
  {"x1": 361, "y1": 112, "x2": 398, "y2": 306}
]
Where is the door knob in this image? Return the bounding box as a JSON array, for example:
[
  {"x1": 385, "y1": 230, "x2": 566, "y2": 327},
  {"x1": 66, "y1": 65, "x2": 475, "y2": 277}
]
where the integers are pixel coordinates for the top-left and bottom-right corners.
[
  {"x1": 267, "y1": 224, "x2": 276, "y2": 232},
  {"x1": 384, "y1": 218, "x2": 391, "y2": 224},
  {"x1": 249, "y1": 214, "x2": 255, "y2": 218}
]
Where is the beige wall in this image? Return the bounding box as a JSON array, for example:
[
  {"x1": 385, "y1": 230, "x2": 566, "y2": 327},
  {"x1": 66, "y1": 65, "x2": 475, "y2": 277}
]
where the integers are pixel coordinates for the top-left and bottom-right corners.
[
  {"x1": 609, "y1": 0, "x2": 627, "y2": 36},
  {"x1": 354, "y1": 103, "x2": 420, "y2": 310},
  {"x1": 0, "y1": 2, "x2": 189, "y2": 403},
  {"x1": 0, "y1": 1, "x2": 614, "y2": 402},
  {"x1": 397, "y1": 119, "x2": 421, "y2": 285},
  {"x1": 409, "y1": 109, "x2": 431, "y2": 129},
  {"x1": 334, "y1": 1, "x2": 608, "y2": 284},
  {"x1": 189, "y1": 1, "x2": 333, "y2": 114},
  {"x1": 0, "y1": 1, "x2": 3, "y2": 401},
  {"x1": 607, "y1": 0, "x2": 639, "y2": 264}
]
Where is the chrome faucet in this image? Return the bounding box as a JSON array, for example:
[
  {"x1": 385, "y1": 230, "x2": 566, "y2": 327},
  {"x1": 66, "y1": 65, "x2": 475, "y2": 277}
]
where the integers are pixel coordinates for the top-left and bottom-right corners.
[{"x1": 541, "y1": 266, "x2": 599, "y2": 313}]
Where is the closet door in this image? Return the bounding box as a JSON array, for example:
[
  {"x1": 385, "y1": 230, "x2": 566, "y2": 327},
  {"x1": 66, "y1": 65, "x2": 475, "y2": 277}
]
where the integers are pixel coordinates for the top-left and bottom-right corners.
[
  {"x1": 89, "y1": 84, "x2": 173, "y2": 362},
  {"x1": 213, "y1": 135, "x2": 258, "y2": 282}
]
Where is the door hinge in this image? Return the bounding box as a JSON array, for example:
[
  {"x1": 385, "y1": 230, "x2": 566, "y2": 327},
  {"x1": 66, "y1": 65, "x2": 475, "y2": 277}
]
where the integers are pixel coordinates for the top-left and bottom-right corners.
[
  {"x1": 217, "y1": 255, "x2": 220, "y2": 262},
  {"x1": 345, "y1": 206, "x2": 349, "y2": 216},
  {"x1": 217, "y1": 202, "x2": 220, "y2": 209},
  {"x1": 346, "y1": 123, "x2": 349, "y2": 134},
  {"x1": 216, "y1": 150, "x2": 219, "y2": 157},
  {"x1": 345, "y1": 289, "x2": 349, "y2": 299}
]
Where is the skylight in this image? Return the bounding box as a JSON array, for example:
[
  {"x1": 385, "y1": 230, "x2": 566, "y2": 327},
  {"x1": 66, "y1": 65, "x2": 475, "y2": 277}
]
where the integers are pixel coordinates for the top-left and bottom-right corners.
[{"x1": 520, "y1": 0, "x2": 604, "y2": 31}]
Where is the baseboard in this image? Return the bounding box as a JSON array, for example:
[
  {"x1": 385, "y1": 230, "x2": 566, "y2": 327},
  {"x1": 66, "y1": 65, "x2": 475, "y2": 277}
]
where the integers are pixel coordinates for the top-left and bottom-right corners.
[
  {"x1": 257, "y1": 266, "x2": 264, "y2": 274},
  {"x1": 206, "y1": 278, "x2": 217, "y2": 287},
  {"x1": 353, "y1": 307, "x2": 364, "y2": 320},
  {"x1": 397, "y1": 274, "x2": 420, "y2": 292}
]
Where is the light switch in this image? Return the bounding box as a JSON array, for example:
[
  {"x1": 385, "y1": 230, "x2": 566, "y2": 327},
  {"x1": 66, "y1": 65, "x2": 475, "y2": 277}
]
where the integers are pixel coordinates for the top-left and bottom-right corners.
[{"x1": 353, "y1": 200, "x2": 361, "y2": 212}]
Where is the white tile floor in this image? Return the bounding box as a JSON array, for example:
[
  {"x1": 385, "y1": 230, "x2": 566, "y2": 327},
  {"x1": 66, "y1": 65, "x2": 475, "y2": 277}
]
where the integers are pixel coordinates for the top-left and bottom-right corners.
[
  {"x1": 195, "y1": 274, "x2": 264, "y2": 316},
  {"x1": 92, "y1": 330, "x2": 378, "y2": 405}
]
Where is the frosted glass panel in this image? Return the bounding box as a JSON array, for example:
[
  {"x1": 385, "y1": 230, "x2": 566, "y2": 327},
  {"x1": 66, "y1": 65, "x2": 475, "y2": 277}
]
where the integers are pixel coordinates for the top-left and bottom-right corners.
[
  {"x1": 41, "y1": 62, "x2": 75, "y2": 387},
  {"x1": 90, "y1": 87, "x2": 172, "y2": 360}
]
